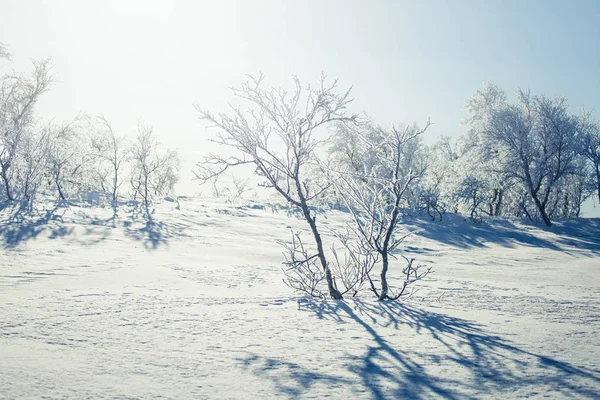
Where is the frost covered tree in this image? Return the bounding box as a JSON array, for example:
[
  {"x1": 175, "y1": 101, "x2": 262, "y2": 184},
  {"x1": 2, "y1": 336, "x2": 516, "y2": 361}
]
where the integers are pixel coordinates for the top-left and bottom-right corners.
[
  {"x1": 415, "y1": 137, "x2": 458, "y2": 221},
  {"x1": 438, "y1": 131, "x2": 508, "y2": 219},
  {"x1": 45, "y1": 119, "x2": 91, "y2": 201},
  {"x1": 460, "y1": 83, "x2": 512, "y2": 217},
  {"x1": 15, "y1": 125, "x2": 51, "y2": 200},
  {"x1": 87, "y1": 115, "x2": 130, "y2": 203},
  {"x1": 195, "y1": 74, "x2": 357, "y2": 299},
  {"x1": 130, "y1": 124, "x2": 180, "y2": 204},
  {"x1": 0, "y1": 43, "x2": 10, "y2": 60},
  {"x1": 474, "y1": 85, "x2": 585, "y2": 226},
  {"x1": 0, "y1": 49, "x2": 52, "y2": 200},
  {"x1": 329, "y1": 120, "x2": 431, "y2": 300},
  {"x1": 580, "y1": 113, "x2": 600, "y2": 204}
]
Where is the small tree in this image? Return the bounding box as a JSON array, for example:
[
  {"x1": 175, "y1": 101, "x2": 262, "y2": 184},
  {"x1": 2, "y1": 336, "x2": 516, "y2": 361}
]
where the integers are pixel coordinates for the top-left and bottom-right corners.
[
  {"x1": 329, "y1": 120, "x2": 432, "y2": 300},
  {"x1": 0, "y1": 43, "x2": 10, "y2": 60},
  {"x1": 130, "y1": 124, "x2": 179, "y2": 204},
  {"x1": 416, "y1": 140, "x2": 456, "y2": 221},
  {"x1": 195, "y1": 74, "x2": 357, "y2": 299},
  {"x1": 45, "y1": 119, "x2": 89, "y2": 201},
  {"x1": 0, "y1": 54, "x2": 52, "y2": 200},
  {"x1": 87, "y1": 115, "x2": 130, "y2": 204},
  {"x1": 16, "y1": 125, "x2": 51, "y2": 200}
]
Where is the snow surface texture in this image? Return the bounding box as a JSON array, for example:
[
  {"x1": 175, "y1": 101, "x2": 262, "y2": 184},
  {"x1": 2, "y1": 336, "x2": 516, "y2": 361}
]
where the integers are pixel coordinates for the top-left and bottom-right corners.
[{"x1": 0, "y1": 198, "x2": 599, "y2": 399}]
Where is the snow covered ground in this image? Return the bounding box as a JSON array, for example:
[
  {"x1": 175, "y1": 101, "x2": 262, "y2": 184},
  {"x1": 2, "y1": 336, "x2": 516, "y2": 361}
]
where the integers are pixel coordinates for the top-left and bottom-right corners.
[{"x1": 0, "y1": 197, "x2": 599, "y2": 399}]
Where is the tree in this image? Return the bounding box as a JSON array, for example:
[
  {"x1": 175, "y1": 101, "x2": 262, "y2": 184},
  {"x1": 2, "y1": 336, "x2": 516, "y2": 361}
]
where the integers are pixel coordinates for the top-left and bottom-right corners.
[
  {"x1": 480, "y1": 87, "x2": 584, "y2": 226},
  {"x1": 130, "y1": 124, "x2": 179, "y2": 204},
  {"x1": 45, "y1": 119, "x2": 89, "y2": 201},
  {"x1": 15, "y1": 124, "x2": 51, "y2": 200},
  {"x1": 415, "y1": 138, "x2": 457, "y2": 221},
  {"x1": 0, "y1": 53, "x2": 52, "y2": 200},
  {"x1": 462, "y1": 83, "x2": 510, "y2": 217},
  {"x1": 580, "y1": 112, "x2": 600, "y2": 204},
  {"x1": 0, "y1": 43, "x2": 10, "y2": 60},
  {"x1": 329, "y1": 120, "x2": 431, "y2": 300},
  {"x1": 88, "y1": 115, "x2": 130, "y2": 203},
  {"x1": 195, "y1": 74, "x2": 357, "y2": 299}
]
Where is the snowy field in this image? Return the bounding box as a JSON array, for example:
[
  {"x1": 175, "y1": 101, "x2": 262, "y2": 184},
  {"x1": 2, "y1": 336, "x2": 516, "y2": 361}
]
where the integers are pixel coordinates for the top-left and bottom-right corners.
[{"x1": 0, "y1": 197, "x2": 599, "y2": 399}]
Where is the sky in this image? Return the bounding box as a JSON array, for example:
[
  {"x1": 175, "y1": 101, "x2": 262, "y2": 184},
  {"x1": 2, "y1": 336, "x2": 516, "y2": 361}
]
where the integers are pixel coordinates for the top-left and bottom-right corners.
[{"x1": 1, "y1": 0, "x2": 599, "y2": 212}]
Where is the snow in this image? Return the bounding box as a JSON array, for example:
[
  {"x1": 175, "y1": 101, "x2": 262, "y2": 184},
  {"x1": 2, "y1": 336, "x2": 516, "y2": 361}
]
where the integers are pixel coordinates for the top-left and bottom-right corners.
[{"x1": 0, "y1": 197, "x2": 599, "y2": 399}]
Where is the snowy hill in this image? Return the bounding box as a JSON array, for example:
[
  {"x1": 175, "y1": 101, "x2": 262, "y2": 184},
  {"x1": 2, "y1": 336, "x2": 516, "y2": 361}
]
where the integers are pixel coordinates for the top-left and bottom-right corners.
[{"x1": 1, "y1": 197, "x2": 599, "y2": 399}]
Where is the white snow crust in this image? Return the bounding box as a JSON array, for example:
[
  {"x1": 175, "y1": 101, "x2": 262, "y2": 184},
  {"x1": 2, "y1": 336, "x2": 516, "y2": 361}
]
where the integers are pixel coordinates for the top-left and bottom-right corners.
[{"x1": 1, "y1": 197, "x2": 599, "y2": 399}]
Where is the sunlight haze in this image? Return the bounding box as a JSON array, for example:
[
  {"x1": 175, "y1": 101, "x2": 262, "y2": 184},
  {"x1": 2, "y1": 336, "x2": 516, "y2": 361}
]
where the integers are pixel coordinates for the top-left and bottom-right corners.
[{"x1": 1, "y1": 0, "x2": 599, "y2": 211}]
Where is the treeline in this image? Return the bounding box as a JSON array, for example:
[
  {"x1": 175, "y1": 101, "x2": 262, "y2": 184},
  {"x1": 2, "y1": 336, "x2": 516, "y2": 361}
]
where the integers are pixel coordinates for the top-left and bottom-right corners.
[
  {"x1": 0, "y1": 46, "x2": 180, "y2": 205},
  {"x1": 398, "y1": 83, "x2": 600, "y2": 226}
]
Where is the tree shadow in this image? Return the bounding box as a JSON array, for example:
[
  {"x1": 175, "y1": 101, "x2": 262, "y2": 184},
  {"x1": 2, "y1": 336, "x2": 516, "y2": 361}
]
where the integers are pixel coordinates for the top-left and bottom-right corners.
[
  {"x1": 240, "y1": 299, "x2": 600, "y2": 399},
  {"x1": 0, "y1": 200, "x2": 73, "y2": 248},
  {"x1": 0, "y1": 200, "x2": 186, "y2": 250},
  {"x1": 238, "y1": 354, "x2": 354, "y2": 398},
  {"x1": 120, "y1": 201, "x2": 188, "y2": 250},
  {"x1": 402, "y1": 214, "x2": 600, "y2": 254},
  {"x1": 544, "y1": 218, "x2": 600, "y2": 254}
]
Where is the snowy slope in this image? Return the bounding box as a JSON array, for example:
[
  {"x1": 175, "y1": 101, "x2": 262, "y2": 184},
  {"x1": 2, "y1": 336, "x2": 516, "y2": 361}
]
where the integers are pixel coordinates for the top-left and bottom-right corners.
[{"x1": 0, "y1": 198, "x2": 599, "y2": 399}]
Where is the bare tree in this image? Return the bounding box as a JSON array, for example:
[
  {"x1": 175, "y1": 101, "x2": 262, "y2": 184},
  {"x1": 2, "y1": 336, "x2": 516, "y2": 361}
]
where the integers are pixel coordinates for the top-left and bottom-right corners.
[
  {"x1": 16, "y1": 125, "x2": 51, "y2": 200},
  {"x1": 0, "y1": 57, "x2": 52, "y2": 200},
  {"x1": 329, "y1": 120, "x2": 432, "y2": 300},
  {"x1": 130, "y1": 124, "x2": 179, "y2": 204},
  {"x1": 87, "y1": 115, "x2": 130, "y2": 203},
  {"x1": 232, "y1": 176, "x2": 251, "y2": 199},
  {"x1": 46, "y1": 119, "x2": 89, "y2": 201},
  {"x1": 195, "y1": 74, "x2": 357, "y2": 299}
]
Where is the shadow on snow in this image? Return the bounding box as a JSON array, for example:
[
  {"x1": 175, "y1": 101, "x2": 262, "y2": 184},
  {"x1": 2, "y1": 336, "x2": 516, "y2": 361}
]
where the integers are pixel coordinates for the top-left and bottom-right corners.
[
  {"x1": 240, "y1": 299, "x2": 600, "y2": 399},
  {"x1": 401, "y1": 214, "x2": 600, "y2": 254},
  {"x1": 0, "y1": 200, "x2": 186, "y2": 250},
  {"x1": 0, "y1": 200, "x2": 73, "y2": 248}
]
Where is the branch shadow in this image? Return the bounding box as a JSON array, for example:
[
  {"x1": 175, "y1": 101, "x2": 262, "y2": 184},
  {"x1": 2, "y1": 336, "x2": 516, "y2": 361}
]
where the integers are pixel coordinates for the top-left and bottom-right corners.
[
  {"x1": 544, "y1": 218, "x2": 600, "y2": 254},
  {"x1": 0, "y1": 200, "x2": 73, "y2": 248},
  {"x1": 120, "y1": 201, "x2": 188, "y2": 250},
  {"x1": 240, "y1": 299, "x2": 600, "y2": 399},
  {"x1": 402, "y1": 214, "x2": 600, "y2": 254},
  {"x1": 238, "y1": 354, "x2": 354, "y2": 398},
  {"x1": 0, "y1": 200, "x2": 187, "y2": 250}
]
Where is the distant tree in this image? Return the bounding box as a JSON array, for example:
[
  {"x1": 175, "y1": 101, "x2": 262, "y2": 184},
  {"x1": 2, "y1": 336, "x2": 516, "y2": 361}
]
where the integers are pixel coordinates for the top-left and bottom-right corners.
[
  {"x1": 0, "y1": 43, "x2": 10, "y2": 60},
  {"x1": 87, "y1": 115, "x2": 130, "y2": 203},
  {"x1": 16, "y1": 125, "x2": 51, "y2": 200},
  {"x1": 130, "y1": 124, "x2": 179, "y2": 204},
  {"x1": 478, "y1": 87, "x2": 584, "y2": 226},
  {"x1": 0, "y1": 52, "x2": 52, "y2": 200},
  {"x1": 329, "y1": 120, "x2": 431, "y2": 300},
  {"x1": 416, "y1": 138, "x2": 457, "y2": 221},
  {"x1": 580, "y1": 112, "x2": 600, "y2": 204},
  {"x1": 462, "y1": 83, "x2": 510, "y2": 217},
  {"x1": 195, "y1": 74, "x2": 357, "y2": 299},
  {"x1": 45, "y1": 119, "x2": 89, "y2": 201}
]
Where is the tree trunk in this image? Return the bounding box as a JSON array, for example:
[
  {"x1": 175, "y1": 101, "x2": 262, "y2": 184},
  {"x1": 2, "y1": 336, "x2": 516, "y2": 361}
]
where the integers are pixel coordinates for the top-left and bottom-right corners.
[
  {"x1": 494, "y1": 189, "x2": 503, "y2": 216},
  {"x1": 144, "y1": 172, "x2": 149, "y2": 204},
  {"x1": 531, "y1": 193, "x2": 552, "y2": 226},
  {"x1": 596, "y1": 164, "x2": 600, "y2": 205},
  {"x1": 379, "y1": 252, "x2": 389, "y2": 301},
  {"x1": 112, "y1": 170, "x2": 118, "y2": 203},
  {"x1": 55, "y1": 176, "x2": 65, "y2": 200},
  {"x1": 301, "y1": 203, "x2": 342, "y2": 299},
  {"x1": 23, "y1": 174, "x2": 31, "y2": 200},
  {"x1": 1, "y1": 169, "x2": 14, "y2": 201}
]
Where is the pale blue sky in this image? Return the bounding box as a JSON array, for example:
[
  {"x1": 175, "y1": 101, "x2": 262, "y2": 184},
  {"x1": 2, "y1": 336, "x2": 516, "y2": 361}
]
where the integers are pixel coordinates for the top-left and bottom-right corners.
[{"x1": 1, "y1": 0, "x2": 599, "y2": 210}]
